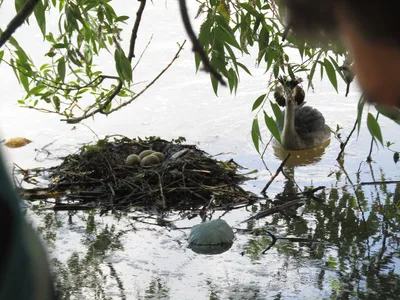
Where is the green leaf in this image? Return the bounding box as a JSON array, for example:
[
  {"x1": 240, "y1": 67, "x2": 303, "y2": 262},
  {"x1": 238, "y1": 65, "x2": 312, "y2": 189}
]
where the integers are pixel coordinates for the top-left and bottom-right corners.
[
  {"x1": 34, "y1": 0, "x2": 46, "y2": 37},
  {"x1": 252, "y1": 94, "x2": 266, "y2": 111},
  {"x1": 57, "y1": 57, "x2": 66, "y2": 82},
  {"x1": 236, "y1": 62, "x2": 252, "y2": 76},
  {"x1": 308, "y1": 52, "x2": 322, "y2": 90},
  {"x1": 27, "y1": 85, "x2": 45, "y2": 98},
  {"x1": 375, "y1": 105, "x2": 400, "y2": 125},
  {"x1": 367, "y1": 113, "x2": 383, "y2": 145},
  {"x1": 357, "y1": 95, "x2": 365, "y2": 136},
  {"x1": 115, "y1": 16, "x2": 130, "y2": 23},
  {"x1": 53, "y1": 96, "x2": 61, "y2": 112},
  {"x1": 324, "y1": 58, "x2": 338, "y2": 92},
  {"x1": 18, "y1": 68, "x2": 29, "y2": 92},
  {"x1": 0, "y1": 51, "x2": 3, "y2": 63},
  {"x1": 215, "y1": 26, "x2": 241, "y2": 50},
  {"x1": 114, "y1": 49, "x2": 124, "y2": 79},
  {"x1": 120, "y1": 50, "x2": 132, "y2": 82},
  {"x1": 251, "y1": 117, "x2": 261, "y2": 153},
  {"x1": 273, "y1": 62, "x2": 279, "y2": 78},
  {"x1": 270, "y1": 100, "x2": 283, "y2": 125},
  {"x1": 211, "y1": 75, "x2": 219, "y2": 96},
  {"x1": 394, "y1": 152, "x2": 399, "y2": 164},
  {"x1": 194, "y1": 53, "x2": 201, "y2": 72},
  {"x1": 329, "y1": 55, "x2": 345, "y2": 82},
  {"x1": 264, "y1": 111, "x2": 281, "y2": 144}
]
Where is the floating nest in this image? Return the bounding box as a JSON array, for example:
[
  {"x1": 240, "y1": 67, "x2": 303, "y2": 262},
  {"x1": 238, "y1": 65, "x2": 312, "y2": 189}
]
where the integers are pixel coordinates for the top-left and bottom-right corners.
[{"x1": 19, "y1": 136, "x2": 258, "y2": 213}]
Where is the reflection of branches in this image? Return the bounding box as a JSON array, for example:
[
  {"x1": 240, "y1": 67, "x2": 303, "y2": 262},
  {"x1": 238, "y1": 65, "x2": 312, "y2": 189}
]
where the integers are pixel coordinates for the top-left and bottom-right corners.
[
  {"x1": 338, "y1": 162, "x2": 371, "y2": 259},
  {"x1": 0, "y1": 0, "x2": 39, "y2": 49},
  {"x1": 178, "y1": 0, "x2": 226, "y2": 86},
  {"x1": 261, "y1": 229, "x2": 277, "y2": 254}
]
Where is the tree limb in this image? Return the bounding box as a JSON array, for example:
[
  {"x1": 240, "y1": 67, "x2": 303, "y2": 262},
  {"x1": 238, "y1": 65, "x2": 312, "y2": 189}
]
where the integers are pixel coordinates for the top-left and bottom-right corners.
[
  {"x1": 128, "y1": 0, "x2": 147, "y2": 60},
  {"x1": 0, "y1": 0, "x2": 40, "y2": 50},
  {"x1": 178, "y1": 0, "x2": 226, "y2": 86}
]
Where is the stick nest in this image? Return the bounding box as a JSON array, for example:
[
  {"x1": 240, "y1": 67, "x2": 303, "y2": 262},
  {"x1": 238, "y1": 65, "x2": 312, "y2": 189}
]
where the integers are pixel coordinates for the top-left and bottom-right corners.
[{"x1": 21, "y1": 137, "x2": 257, "y2": 212}]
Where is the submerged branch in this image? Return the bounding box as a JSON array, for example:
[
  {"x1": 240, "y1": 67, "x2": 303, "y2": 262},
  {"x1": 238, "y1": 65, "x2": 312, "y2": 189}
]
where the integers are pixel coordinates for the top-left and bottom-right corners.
[{"x1": 261, "y1": 152, "x2": 291, "y2": 194}]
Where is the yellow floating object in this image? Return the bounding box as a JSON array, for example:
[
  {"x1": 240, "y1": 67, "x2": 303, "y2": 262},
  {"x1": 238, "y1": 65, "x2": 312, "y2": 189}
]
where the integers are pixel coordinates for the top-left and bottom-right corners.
[{"x1": 3, "y1": 137, "x2": 32, "y2": 148}]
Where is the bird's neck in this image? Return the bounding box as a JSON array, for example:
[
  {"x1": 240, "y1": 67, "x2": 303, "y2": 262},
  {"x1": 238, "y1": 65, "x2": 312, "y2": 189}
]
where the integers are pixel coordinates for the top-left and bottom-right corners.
[{"x1": 281, "y1": 102, "x2": 299, "y2": 149}]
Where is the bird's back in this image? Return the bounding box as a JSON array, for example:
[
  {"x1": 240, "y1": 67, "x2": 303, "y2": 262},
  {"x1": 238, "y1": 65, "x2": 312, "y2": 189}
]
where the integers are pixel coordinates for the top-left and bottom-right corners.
[{"x1": 278, "y1": 105, "x2": 331, "y2": 148}]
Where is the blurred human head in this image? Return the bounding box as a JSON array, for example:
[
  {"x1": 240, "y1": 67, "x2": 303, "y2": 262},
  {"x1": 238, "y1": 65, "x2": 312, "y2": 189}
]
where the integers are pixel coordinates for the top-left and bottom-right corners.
[{"x1": 283, "y1": 0, "x2": 400, "y2": 107}]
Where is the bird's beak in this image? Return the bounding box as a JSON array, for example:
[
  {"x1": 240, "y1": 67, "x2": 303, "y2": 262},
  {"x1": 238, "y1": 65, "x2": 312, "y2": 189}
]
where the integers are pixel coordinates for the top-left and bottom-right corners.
[{"x1": 283, "y1": 86, "x2": 295, "y2": 106}]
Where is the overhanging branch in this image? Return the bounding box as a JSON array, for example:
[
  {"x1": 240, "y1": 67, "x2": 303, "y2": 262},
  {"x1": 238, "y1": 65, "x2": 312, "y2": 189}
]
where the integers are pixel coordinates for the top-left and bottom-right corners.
[
  {"x1": 178, "y1": 0, "x2": 226, "y2": 86},
  {"x1": 0, "y1": 0, "x2": 40, "y2": 50},
  {"x1": 63, "y1": 0, "x2": 147, "y2": 124}
]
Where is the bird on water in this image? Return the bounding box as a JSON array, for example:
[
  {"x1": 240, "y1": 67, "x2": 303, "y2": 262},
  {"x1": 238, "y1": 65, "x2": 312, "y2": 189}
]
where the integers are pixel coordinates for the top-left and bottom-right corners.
[{"x1": 274, "y1": 76, "x2": 331, "y2": 150}]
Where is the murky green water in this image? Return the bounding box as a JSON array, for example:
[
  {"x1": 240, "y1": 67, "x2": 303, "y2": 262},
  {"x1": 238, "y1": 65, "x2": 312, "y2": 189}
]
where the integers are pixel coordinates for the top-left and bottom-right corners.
[{"x1": 1, "y1": 1, "x2": 400, "y2": 299}]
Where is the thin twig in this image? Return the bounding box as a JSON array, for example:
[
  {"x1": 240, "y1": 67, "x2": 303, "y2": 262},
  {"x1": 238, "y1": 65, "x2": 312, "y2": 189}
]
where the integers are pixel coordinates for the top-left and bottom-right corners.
[
  {"x1": 104, "y1": 40, "x2": 186, "y2": 114},
  {"x1": 261, "y1": 137, "x2": 273, "y2": 176},
  {"x1": 178, "y1": 0, "x2": 226, "y2": 86},
  {"x1": 261, "y1": 153, "x2": 291, "y2": 194},
  {"x1": 336, "y1": 118, "x2": 358, "y2": 161},
  {"x1": 359, "y1": 180, "x2": 400, "y2": 186},
  {"x1": 0, "y1": 0, "x2": 40, "y2": 49},
  {"x1": 128, "y1": 0, "x2": 147, "y2": 60}
]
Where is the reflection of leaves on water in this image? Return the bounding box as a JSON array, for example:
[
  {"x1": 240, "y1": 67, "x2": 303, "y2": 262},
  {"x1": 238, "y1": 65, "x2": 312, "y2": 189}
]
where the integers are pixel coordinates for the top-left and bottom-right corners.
[
  {"x1": 35, "y1": 212, "x2": 63, "y2": 248},
  {"x1": 144, "y1": 277, "x2": 170, "y2": 300},
  {"x1": 50, "y1": 221, "x2": 126, "y2": 300},
  {"x1": 261, "y1": 171, "x2": 400, "y2": 298}
]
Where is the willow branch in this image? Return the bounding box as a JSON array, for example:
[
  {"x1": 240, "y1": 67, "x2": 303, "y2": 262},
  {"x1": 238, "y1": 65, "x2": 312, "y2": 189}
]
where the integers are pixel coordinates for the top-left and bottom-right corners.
[
  {"x1": 0, "y1": 0, "x2": 39, "y2": 49},
  {"x1": 128, "y1": 0, "x2": 147, "y2": 60},
  {"x1": 63, "y1": 0, "x2": 146, "y2": 124},
  {"x1": 178, "y1": 0, "x2": 226, "y2": 86}
]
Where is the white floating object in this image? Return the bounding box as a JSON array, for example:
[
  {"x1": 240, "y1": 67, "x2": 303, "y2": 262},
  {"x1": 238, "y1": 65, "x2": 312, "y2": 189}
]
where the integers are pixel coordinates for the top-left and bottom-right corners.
[{"x1": 188, "y1": 219, "x2": 234, "y2": 245}]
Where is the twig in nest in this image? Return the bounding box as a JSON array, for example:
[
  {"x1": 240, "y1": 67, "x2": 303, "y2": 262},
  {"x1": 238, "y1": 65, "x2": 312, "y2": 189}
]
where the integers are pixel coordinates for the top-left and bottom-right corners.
[
  {"x1": 178, "y1": 0, "x2": 226, "y2": 86},
  {"x1": 261, "y1": 153, "x2": 291, "y2": 194}
]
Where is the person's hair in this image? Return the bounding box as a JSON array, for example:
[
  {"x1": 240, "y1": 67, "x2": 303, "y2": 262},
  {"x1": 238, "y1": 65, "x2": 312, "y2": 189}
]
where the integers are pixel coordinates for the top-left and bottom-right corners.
[{"x1": 283, "y1": 0, "x2": 400, "y2": 47}]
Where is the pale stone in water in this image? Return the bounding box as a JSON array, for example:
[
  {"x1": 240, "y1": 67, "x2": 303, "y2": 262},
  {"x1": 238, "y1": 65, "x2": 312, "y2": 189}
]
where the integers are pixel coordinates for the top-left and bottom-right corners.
[{"x1": 188, "y1": 219, "x2": 234, "y2": 245}]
